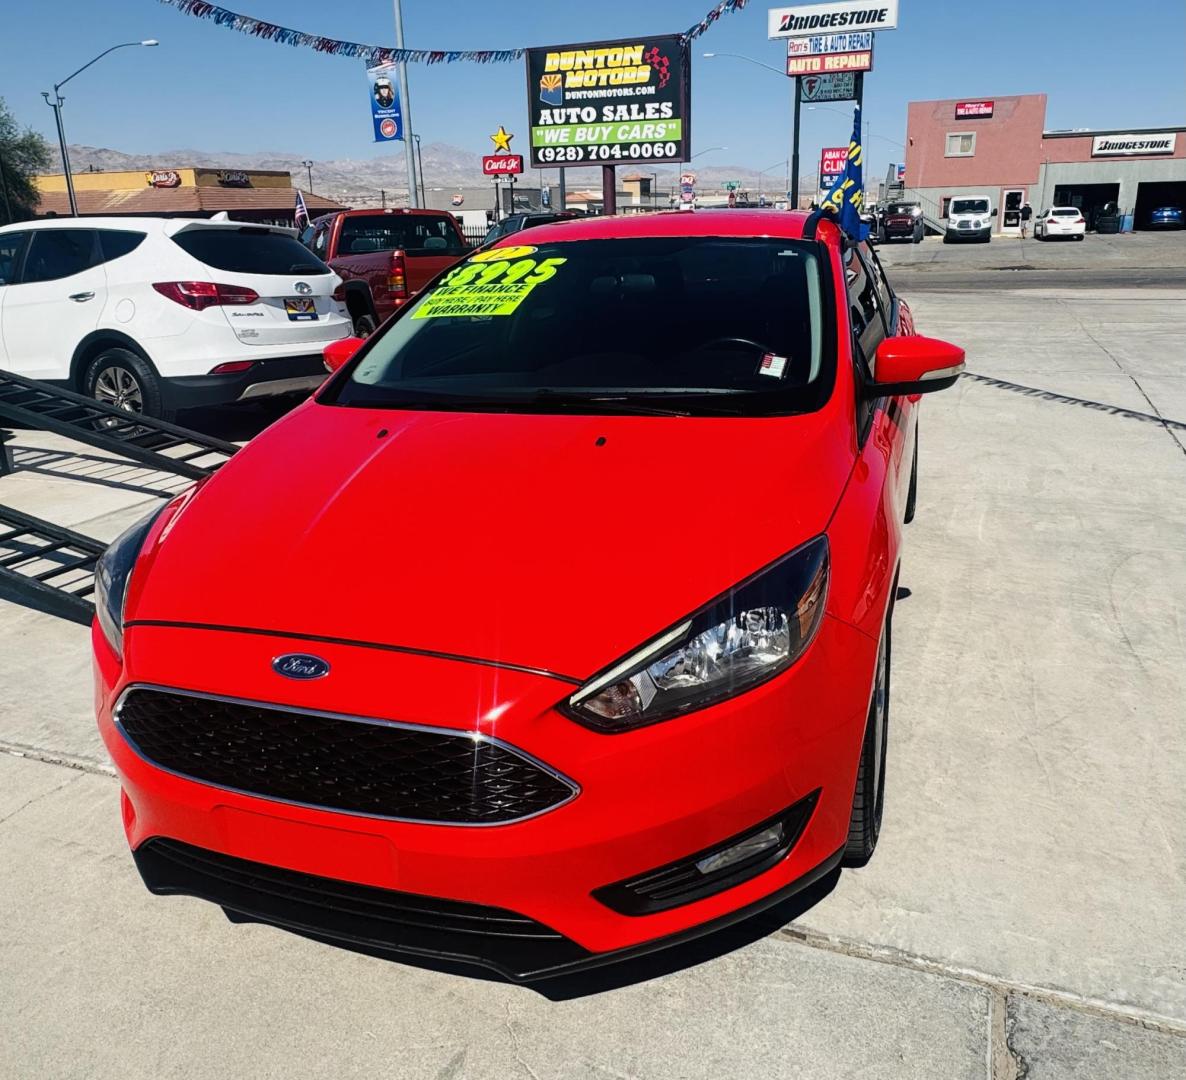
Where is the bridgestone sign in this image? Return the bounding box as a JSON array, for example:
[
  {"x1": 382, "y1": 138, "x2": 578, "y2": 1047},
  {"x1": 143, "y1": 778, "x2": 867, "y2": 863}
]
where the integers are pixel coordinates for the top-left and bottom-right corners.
[
  {"x1": 769, "y1": 0, "x2": 899, "y2": 37},
  {"x1": 1091, "y1": 133, "x2": 1177, "y2": 157}
]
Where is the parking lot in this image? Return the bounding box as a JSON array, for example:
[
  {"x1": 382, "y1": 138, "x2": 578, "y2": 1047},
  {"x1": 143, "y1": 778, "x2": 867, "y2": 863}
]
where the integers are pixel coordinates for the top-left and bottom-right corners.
[{"x1": 2, "y1": 250, "x2": 1185, "y2": 1078}]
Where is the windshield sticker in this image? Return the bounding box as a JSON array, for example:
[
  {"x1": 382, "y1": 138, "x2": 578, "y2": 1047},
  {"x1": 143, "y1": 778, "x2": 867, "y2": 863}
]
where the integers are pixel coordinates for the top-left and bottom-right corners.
[
  {"x1": 469, "y1": 245, "x2": 537, "y2": 263},
  {"x1": 759, "y1": 353, "x2": 789, "y2": 379},
  {"x1": 413, "y1": 255, "x2": 567, "y2": 319}
]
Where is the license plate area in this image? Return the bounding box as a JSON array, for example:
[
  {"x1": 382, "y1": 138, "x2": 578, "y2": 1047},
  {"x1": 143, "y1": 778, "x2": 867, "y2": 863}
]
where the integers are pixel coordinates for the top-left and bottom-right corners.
[{"x1": 285, "y1": 298, "x2": 318, "y2": 321}]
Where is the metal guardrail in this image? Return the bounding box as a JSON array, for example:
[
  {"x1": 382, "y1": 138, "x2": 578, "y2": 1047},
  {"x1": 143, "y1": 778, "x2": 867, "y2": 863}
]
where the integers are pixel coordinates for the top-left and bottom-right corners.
[
  {"x1": 0, "y1": 371, "x2": 237, "y2": 480},
  {"x1": 0, "y1": 503, "x2": 107, "y2": 624}
]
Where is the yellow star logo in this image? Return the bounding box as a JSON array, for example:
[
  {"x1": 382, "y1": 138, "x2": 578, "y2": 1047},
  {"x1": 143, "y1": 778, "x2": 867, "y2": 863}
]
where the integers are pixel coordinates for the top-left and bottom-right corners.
[{"x1": 489, "y1": 126, "x2": 514, "y2": 152}]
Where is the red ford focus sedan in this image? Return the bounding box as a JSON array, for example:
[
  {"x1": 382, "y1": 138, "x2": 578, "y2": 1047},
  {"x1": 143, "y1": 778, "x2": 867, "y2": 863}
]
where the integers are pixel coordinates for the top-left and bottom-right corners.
[{"x1": 93, "y1": 210, "x2": 963, "y2": 981}]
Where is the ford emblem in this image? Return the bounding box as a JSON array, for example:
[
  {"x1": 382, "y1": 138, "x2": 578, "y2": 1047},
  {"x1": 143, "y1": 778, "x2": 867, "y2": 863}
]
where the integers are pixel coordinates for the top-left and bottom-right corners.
[
  {"x1": 272, "y1": 653, "x2": 330, "y2": 680},
  {"x1": 294, "y1": 281, "x2": 312, "y2": 295}
]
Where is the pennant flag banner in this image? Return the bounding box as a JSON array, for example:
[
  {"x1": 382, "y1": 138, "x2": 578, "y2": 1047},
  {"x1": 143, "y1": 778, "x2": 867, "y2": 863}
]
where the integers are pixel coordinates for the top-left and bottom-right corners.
[
  {"x1": 682, "y1": 0, "x2": 751, "y2": 43},
  {"x1": 156, "y1": 0, "x2": 754, "y2": 62},
  {"x1": 156, "y1": 0, "x2": 524, "y2": 64}
]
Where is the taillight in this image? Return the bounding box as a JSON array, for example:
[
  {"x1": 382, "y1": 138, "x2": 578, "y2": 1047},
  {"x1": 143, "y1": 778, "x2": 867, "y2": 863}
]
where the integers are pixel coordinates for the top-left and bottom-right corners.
[
  {"x1": 331, "y1": 282, "x2": 345, "y2": 302},
  {"x1": 387, "y1": 252, "x2": 407, "y2": 298},
  {"x1": 152, "y1": 281, "x2": 260, "y2": 310}
]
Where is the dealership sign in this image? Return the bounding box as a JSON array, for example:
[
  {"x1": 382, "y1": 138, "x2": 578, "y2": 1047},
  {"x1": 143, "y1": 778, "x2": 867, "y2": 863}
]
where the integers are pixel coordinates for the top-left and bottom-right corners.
[
  {"x1": 769, "y1": 0, "x2": 899, "y2": 37},
  {"x1": 1091, "y1": 132, "x2": 1177, "y2": 157},
  {"x1": 787, "y1": 30, "x2": 873, "y2": 55},
  {"x1": 799, "y1": 73, "x2": 857, "y2": 102},
  {"x1": 955, "y1": 100, "x2": 994, "y2": 119},
  {"x1": 525, "y1": 35, "x2": 691, "y2": 168},
  {"x1": 788, "y1": 49, "x2": 872, "y2": 75},
  {"x1": 820, "y1": 146, "x2": 849, "y2": 177},
  {"x1": 483, "y1": 155, "x2": 523, "y2": 176}
]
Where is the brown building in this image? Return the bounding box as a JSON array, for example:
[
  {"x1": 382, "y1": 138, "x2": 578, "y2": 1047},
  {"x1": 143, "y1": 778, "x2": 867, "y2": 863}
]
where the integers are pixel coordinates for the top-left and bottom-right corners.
[{"x1": 34, "y1": 167, "x2": 346, "y2": 225}]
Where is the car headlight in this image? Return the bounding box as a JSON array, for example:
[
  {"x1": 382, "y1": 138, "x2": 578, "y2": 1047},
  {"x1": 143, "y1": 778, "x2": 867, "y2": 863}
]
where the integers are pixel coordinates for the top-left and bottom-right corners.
[
  {"x1": 564, "y1": 537, "x2": 829, "y2": 732},
  {"x1": 911, "y1": 207, "x2": 923, "y2": 217},
  {"x1": 94, "y1": 507, "x2": 164, "y2": 658}
]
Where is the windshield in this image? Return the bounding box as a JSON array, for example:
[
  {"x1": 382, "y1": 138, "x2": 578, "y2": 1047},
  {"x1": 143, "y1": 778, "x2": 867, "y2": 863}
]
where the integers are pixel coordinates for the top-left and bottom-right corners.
[
  {"x1": 339, "y1": 214, "x2": 466, "y2": 257},
  {"x1": 951, "y1": 199, "x2": 989, "y2": 215},
  {"x1": 328, "y1": 237, "x2": 831, "y2": 417},
  {"x1": 171, "y1": 227, "x2": 329, "y2": 275}
]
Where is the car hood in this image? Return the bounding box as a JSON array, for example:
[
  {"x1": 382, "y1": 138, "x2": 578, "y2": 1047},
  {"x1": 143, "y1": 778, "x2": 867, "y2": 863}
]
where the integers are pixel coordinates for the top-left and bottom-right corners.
[{"x1": 132, "y1": 400, "x2": 852, "y2": 680}]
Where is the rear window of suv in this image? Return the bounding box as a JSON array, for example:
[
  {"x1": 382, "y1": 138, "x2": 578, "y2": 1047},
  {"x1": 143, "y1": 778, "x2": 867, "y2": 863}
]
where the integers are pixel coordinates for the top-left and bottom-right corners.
[
  {"x1": 171, "y1": 227, "x2": 331, "y2": 275},
  {"x1": 338, "y1": 215, "x2": 466, "y2": 257}
]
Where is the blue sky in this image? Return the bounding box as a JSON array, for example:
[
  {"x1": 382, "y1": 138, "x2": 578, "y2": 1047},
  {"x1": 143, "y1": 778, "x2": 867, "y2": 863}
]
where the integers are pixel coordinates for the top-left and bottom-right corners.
[{"x1": 2, "y1": 0, "x2": 1183, "y2": 186}]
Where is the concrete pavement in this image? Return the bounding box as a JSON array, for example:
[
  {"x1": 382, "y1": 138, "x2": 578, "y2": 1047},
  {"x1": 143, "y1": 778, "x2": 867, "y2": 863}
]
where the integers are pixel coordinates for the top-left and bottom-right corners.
[{"x1": 2, "y1": 275, "x2": 1185, "y2": 1078}]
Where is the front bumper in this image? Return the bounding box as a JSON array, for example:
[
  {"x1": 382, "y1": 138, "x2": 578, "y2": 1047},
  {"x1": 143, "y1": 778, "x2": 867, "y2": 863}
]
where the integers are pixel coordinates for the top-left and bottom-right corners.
[
  {"x1": 95, "y1": 615, "x2": 874, "y2": 974},
  {"x1": 164, "y1": 353, "x2": 328, "y2": 411}
]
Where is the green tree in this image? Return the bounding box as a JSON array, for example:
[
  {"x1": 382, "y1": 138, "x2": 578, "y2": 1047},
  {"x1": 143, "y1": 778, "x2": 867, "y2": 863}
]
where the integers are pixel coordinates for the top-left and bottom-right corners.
[{"x1": 0, "y1": 97, "x2": 52, "y2": 224}]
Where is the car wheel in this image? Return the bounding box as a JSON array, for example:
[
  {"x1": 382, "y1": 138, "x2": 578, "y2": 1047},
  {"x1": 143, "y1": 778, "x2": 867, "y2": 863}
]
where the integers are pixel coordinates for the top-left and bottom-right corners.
[
  {"x1": 844, "y1": 620, "x2": 890, "y2": 867},
  {"x1": 904, "y1": 424, "x2": 919, "y2": 524},
  {"x1": 353, "y1": 313, "x2": 378, "y2": 338},
  {"x1": 1075, "y1": 234, "x2": 1084, "y2": 241},
  {"x1": 84, "y1": 347, "x2": 172, "y2": 423},
  {"x1": 912, "y1": 228, "x2": 923, "y2": 244}
]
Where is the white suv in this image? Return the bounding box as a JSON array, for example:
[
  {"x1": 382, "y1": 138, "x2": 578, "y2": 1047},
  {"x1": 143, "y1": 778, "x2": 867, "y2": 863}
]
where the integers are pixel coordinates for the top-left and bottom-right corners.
[{"x1": 0, "y1": 216, "x2": 350, "y2": 420}]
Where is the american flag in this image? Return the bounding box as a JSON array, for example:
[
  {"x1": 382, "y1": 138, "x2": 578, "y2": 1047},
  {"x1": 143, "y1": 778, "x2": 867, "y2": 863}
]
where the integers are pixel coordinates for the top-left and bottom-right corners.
[{"x1": 294, "y1": 189, "x2": 310, "y2": 231}]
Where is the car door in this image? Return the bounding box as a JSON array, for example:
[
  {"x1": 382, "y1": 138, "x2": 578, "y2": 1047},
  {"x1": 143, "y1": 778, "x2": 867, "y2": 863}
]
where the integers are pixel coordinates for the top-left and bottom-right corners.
[
  {"x1": 0, "y1": 230, "x2": 31, "y2": 369},
  {"x1": 1, "y1": 228, "x2": 106, "y2": 380},
  {"x1": 847, "y1": 242, "x2": 913, "y2": 524}
]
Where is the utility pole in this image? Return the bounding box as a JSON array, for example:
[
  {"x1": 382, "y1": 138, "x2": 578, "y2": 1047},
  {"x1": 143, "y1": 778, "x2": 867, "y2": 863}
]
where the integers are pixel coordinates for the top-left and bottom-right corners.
[
  {"x1": 791, "y1": 78, "x2": 802, "y2": 208},
  {"x1": 602, "y1": 165, "x2": 616, "y2": 216},
  {"x1": 558, "y1": 167, "x2": 567, "y2": 212},
  {"x1": 392, "y1": 0, "x2": 419, "y2": 208},
  {"x1": 0, "y1": 154, "x2": 12, "y2": 225},
  {"x1": 380, "y1": 189, "x2": 387, "y2": 208},
  {"x1": 413, "y1": 134, "x2": 426, "y2": 206}
]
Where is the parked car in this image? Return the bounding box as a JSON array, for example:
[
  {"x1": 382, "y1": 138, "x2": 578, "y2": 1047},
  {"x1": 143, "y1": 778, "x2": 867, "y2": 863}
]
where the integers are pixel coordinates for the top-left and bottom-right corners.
[
  {"x1": 1149, "y1": 206, "x2": 1184, "y2": 230},
  {"x1": 1035, "y1": 207, "x2": 1086, "y2": 241},
  {"x1": 94, "y1": 209, "x2": 964, "y2": 982},
  {"x1": 878, "y1": 202, "x2": 925, "y2": 243},
  {"x1": 481, "y1": 211, "x2": 582, "y2": 246},
  {"x1": 301, "y1": 208, "x2": 469, "y2": 336},
  {"x1": 0, "y1": 216, "x2": 349, "y2": 420},
  {"x1": 944, "y1": 196, "x2": 995, "y2": 243}
]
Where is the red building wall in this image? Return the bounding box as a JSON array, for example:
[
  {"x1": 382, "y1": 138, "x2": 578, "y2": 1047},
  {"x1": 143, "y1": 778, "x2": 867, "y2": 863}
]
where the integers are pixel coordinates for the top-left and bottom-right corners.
[{"x1": 905, "y1": 94, "x2": 1047, "y2": 188}]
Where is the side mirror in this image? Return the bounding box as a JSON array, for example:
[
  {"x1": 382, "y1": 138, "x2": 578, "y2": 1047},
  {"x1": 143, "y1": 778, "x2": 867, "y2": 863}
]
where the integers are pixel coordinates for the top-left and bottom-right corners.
[
  {"x1": 992, "y1": 207, "x2": 999, "y2": 217},
  {"x1": 868, "y1": 336, "x2": 965, "y2": 398},
  {"x1": 323, "y1": 336, "x2": 364, "y2": 373}
]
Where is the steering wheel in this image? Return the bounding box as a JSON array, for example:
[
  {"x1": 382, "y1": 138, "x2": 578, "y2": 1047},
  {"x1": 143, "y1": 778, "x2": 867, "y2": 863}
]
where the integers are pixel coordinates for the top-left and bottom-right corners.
[{"x1": 691, "y1": 336, "x2": 774, "y2": 354}]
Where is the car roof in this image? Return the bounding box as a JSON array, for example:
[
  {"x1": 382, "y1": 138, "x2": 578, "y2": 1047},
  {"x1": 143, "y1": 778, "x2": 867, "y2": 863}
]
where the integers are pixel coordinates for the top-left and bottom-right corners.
[
  {"x1": 492, "y1": 209, "x2": 838, "y2": 248},
  {"x1": 335, "y1": 208, "x2": 456, "y2": 218},
  {"x1": 0, "y1": 215, "x2": 296, "y2": 235}
]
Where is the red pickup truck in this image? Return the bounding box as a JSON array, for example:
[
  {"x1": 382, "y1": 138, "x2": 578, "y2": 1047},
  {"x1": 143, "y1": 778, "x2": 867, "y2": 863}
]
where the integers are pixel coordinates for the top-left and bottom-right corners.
[{"x1": 301, "y1": 208, "x2": 470, "y2": 336}]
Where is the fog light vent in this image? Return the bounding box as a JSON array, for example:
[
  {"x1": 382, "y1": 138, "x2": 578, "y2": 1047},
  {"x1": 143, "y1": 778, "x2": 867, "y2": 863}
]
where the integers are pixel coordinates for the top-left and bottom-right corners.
[{"x1": 593, "y1": 790, "x2": 820, "y2": 916}]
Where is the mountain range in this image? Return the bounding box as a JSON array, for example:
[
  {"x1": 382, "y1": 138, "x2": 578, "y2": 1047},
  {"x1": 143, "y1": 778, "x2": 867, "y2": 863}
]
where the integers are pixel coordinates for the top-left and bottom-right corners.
[{"x1": 64, "y1": 143, "x2": 816, "y2": 205}]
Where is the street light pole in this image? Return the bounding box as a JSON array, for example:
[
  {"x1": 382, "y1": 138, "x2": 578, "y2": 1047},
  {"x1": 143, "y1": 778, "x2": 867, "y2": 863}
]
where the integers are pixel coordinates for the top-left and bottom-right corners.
[
  {"x1": 301, "y1": 160, "x2": 314, "y2": 194},
  {"x1": 392, "y1": 0, "x2": 419, "y2": 208},
  {"x1": 42, "y1": 40, "x2": 158, "y2": 218},
  {"x1": 412, "y1": 134, "x2": 426, "y2": 207}
]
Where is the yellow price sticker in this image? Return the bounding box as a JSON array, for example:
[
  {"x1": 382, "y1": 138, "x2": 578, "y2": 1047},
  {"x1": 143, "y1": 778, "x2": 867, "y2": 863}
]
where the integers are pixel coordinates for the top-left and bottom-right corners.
[{"x1": 469, "y1": 245, "x2": 537, "y2": 263}]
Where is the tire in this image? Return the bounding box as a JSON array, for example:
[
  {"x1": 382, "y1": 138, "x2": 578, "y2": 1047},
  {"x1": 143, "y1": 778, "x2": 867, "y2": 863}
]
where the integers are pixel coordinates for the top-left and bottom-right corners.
[
  {"x1": 904, "y1": 424, "x2": 919, "y2": 524},
  {"x1": 1075, "y1": 234, "x2": 1084, "y2": 241},
  {"x1": 912, "y1": 228, "x2": 923, "y2": 244},
  {"x1": 83, "y1": 347, "x2": 172, "y2": 422},
  {"x1": 844, "y1": 620, "x2": 890, "y2": 867},
  {"x1": 353, "y1": 313, "x2": 378, "y2": 338}
]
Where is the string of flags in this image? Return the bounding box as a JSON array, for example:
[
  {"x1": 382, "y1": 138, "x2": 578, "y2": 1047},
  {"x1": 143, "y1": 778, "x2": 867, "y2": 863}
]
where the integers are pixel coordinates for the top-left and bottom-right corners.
[
  {"x1": 155, "y1": 0, "x2": 524, "y2": 65},
  {"x1": 683, "y1": 0, "x2": 751, "y2": 43},
  {"x1": 156, "y1": 0, "x2": 754, "y2": 63}
]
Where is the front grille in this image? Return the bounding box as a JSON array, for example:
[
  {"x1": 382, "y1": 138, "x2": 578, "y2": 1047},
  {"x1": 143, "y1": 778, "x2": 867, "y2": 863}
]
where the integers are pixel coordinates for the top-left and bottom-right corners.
[
  {"x1": 116, "y1": 687, "x2": 577, "y2": 825},
  {"x1": 134, "y1": 838, "x2": 593, "y2": 980}
]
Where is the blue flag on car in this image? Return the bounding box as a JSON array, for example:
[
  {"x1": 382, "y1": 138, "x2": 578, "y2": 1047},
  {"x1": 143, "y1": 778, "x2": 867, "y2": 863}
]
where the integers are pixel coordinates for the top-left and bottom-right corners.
[{"x1": 821, "y1": 109, "x2": 869, "y2": 241}]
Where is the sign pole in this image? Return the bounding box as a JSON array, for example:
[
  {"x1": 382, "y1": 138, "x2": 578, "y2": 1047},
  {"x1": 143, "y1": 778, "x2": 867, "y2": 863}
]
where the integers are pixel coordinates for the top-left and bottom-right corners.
[
  {"x1": 392, "y1": 0, "x2": 420, "y2": 208},
  {"x1": 602, "y1": 165, "x2": 616, "y2": 216},
  {"x1": 558, "y1": 167, "x2": 567, "y2": 212},
  {"x1": 791, "y1": 78, "x2": 802, "y2": 208}
]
